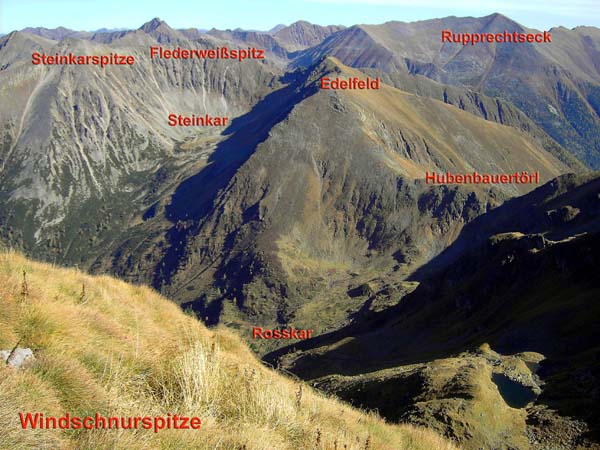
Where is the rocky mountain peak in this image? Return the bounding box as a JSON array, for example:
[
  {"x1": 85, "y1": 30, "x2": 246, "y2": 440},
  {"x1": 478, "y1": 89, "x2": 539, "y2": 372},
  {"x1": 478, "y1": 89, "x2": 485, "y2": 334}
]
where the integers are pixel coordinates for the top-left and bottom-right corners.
[
  {"x1": 139, "y1": 17, "x2": 168, "y2": 32},
  {"x1": 269, "y1": 23, "x2": 287, "y2": 34},
  {"x1": 482, "y1": 12, "x2": 524, "y2": 32}
]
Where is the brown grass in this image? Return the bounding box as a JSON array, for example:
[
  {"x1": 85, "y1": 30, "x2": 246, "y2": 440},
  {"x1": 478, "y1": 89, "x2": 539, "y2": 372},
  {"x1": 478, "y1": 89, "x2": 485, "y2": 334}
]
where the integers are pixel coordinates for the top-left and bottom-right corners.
[{"x1": 0, "y1": 251, "x2": 460, "y2": 449}]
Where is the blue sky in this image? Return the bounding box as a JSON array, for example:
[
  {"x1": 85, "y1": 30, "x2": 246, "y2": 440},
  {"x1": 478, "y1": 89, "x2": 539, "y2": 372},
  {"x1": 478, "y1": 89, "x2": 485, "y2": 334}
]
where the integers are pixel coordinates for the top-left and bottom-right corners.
[{"x1": 1, "y1": 0, "x2": 598, "y2": 34}]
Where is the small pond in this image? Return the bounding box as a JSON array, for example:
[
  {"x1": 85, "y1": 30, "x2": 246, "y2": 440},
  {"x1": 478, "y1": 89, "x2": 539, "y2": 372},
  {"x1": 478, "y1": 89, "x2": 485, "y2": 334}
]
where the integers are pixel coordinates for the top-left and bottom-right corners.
[{"x1": 492, "y1": 373, "x2": 538, "y2": 408}]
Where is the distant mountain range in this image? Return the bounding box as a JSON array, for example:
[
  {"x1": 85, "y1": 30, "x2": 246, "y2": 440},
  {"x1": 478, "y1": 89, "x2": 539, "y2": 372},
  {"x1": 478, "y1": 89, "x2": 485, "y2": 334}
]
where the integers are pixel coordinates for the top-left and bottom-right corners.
[
  {"x1": 16, "y1": 14, "x2": 600, "y2": 166},
  {"x1": 1, "y1": 14, "x2": 599, "y2": 449}
]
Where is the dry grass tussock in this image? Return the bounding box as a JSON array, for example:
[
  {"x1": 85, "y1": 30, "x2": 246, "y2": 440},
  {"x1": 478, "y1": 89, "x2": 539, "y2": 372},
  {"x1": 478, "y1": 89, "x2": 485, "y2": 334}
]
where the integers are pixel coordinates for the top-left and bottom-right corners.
[{"x1": 0, "y1": 251, "x2": 460, "y2": 450}]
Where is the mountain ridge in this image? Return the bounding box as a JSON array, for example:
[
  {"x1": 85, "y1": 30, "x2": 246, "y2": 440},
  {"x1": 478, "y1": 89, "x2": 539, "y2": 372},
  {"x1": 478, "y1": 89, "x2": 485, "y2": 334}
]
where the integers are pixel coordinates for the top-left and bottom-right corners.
[
  {"x1": 92, "y1": 57, "x2": 574, "y2": 348},
  {"x1": 289, "y1": 15, "x2": 600, "y2": 168}
]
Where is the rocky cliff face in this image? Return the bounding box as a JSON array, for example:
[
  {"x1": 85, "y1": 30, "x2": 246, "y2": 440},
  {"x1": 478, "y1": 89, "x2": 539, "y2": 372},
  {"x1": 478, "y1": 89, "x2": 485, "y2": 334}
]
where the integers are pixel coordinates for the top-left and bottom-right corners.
[{"x1": 0, "y1": 20, "x2": 278, "y2": 264}]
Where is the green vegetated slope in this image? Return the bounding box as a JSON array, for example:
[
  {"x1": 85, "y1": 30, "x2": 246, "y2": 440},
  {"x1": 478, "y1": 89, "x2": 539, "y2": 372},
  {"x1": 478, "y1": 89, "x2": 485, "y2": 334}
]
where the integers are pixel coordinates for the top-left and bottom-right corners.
[
  {"x1": 0, "y1": 252, "x2": 458, "y2": 450},
  {"x1": 290, "y1": 14, "x2": 600, "y2": 168},
  {"x1": 266, "y1": 173, "x2": 600, "y2": 450}
]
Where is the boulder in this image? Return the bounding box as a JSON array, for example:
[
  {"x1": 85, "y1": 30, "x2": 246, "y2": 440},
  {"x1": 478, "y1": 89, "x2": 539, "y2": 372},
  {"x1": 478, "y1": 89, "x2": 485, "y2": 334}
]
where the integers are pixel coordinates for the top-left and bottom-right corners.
[{"x1": 1, "y1": 347, "x2": 35, "y2": 368}]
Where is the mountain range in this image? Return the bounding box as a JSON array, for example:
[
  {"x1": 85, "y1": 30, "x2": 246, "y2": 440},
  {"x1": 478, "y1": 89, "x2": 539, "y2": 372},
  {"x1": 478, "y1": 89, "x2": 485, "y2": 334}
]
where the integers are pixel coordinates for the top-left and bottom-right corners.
[{"x1": 1, "y1": 14, "x2": 599, "y2": 449}]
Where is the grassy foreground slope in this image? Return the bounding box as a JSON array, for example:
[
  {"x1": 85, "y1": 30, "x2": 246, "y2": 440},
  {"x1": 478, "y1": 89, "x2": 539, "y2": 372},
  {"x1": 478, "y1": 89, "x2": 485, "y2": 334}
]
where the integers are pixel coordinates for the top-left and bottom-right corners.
[{"x1": 0, "y1": 252, "x2": 456, "y2": 450}]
